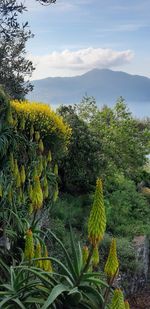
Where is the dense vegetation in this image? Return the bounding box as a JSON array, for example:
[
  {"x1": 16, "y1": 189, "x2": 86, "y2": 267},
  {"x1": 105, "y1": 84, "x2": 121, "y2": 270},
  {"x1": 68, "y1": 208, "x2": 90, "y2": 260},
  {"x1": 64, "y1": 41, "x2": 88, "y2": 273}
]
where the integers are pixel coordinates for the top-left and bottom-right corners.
[
  {"x1": 0, "y1": 89, "x2": 135, "y2": 308},
  {"x1": 0, "y1": 87, "x2": 150, "y2": 307},
  {"x1": 0, "y1": 1, "x2": 150, "y2": 308}
]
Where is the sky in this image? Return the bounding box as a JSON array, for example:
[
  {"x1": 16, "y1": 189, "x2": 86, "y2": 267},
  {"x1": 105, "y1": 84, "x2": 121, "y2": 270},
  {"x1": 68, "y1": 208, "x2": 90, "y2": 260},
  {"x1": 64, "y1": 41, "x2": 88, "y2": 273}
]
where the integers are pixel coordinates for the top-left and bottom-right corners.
[{"x1": 22, "y1": 0, "x2": 150, "y2": 80}]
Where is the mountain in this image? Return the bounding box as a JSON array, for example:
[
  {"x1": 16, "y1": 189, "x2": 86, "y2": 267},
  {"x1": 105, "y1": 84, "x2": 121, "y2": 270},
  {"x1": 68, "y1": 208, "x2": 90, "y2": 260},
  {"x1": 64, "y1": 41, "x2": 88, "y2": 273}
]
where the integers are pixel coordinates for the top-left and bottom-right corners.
[{"x1": 27, "y1": 69, "x2": 150, "y2": 117}]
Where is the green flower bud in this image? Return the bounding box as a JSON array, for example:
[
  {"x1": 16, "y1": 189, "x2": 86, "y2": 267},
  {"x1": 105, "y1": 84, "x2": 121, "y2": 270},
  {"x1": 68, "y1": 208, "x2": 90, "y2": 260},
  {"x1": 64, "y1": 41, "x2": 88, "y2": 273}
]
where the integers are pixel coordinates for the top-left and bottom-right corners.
[{"x1": 88, "y1": 179, "x2": 106, "y2": 246}]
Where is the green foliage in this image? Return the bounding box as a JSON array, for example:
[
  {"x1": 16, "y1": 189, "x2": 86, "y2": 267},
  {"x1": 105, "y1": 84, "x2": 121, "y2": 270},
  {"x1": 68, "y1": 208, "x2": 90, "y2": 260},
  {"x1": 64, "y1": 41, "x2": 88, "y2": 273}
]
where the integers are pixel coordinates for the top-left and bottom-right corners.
[
  {"x1": 90, "y1": 97, "x2": 150, "y2": 179},
  {"x1": 0, "y1": 1, "x2": 34, "y2": 98},
  {"x1": 58, "y1": 105, "x2": 104, "y2": 193},
  {"x1": 58, "y1": 97, "x2": 150, "y2": 195},
  {"x1": 51, "y1": 194, "x2": 91, "y2": 230},
  {"x1": 0, "y1": 230, "x2": 109, "y2": 308},
  {"x1": 105, "y1": 173, "x2": 150, "y2": 236}
]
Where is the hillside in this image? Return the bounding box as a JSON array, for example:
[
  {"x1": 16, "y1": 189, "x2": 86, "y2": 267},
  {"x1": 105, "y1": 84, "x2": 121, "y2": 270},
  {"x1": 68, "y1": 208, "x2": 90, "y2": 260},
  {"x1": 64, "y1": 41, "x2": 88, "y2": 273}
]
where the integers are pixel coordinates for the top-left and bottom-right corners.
[{"x1": 27, "y1": 69, "x2": 150, "y2": 116}]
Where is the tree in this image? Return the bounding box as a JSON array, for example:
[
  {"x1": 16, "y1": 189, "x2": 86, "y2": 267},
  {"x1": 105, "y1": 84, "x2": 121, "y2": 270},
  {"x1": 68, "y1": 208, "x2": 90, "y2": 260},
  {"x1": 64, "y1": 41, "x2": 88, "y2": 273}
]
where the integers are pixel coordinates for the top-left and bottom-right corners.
[
  {"x1": 89, "y1": 97, "x2": 150, "y2": 179},
  {"x1": 0, "y1": 0, "x2": 35, "y2": 98},
  {"x1": 58, "y1": 105, "x2": 105, "y2": 193},
  {"x1": 0, "y1": 0, "x2": 56, "y2": 99}
]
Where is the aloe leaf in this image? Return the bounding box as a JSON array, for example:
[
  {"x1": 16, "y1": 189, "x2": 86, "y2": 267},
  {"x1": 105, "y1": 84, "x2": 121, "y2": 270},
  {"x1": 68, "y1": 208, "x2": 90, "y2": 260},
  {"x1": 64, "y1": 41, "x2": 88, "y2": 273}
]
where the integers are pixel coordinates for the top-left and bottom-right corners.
[
  {"x1": 48, "y1": 229, "x2": 77, "y2": 280},
  {"x1": 41, "y1": 283, "x2": 69, "y2": 309},
  {"x1": 69, "y1": 225, "x2": 81, "y2": 276}
]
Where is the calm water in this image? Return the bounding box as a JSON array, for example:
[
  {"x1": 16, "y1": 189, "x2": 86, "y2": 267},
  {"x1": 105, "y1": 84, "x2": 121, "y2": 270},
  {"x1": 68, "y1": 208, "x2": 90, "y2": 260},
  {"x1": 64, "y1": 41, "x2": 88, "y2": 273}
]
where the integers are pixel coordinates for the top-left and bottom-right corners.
[{"x1": 51, "y1": 101, "x2": 150, "y2": 119}]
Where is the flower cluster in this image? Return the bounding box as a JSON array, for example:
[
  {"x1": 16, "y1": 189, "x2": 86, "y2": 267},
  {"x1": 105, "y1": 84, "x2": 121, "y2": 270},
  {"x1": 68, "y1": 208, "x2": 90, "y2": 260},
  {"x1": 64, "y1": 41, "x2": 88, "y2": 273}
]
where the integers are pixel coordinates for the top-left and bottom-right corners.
[
  {"x1": 24, "y1": 230, "x2": 52, "y2": 272},
  {"x1": 10, "y1": 100, "x2": 71, "y2": 156}
]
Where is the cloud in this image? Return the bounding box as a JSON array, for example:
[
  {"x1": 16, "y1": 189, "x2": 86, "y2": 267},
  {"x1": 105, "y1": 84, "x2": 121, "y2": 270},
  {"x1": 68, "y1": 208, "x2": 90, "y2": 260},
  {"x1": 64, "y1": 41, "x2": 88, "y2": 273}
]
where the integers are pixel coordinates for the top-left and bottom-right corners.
[{"x1": 29, "y1": 47, "x2": 134, "y2": 80}]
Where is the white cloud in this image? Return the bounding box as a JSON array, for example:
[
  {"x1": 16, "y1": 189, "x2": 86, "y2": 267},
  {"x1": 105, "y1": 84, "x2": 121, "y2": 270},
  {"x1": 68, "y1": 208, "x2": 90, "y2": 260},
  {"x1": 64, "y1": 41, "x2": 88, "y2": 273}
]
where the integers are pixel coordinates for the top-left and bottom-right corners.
[{"x1": 29, "y1": 47, "x2": 134, "y2": 80}]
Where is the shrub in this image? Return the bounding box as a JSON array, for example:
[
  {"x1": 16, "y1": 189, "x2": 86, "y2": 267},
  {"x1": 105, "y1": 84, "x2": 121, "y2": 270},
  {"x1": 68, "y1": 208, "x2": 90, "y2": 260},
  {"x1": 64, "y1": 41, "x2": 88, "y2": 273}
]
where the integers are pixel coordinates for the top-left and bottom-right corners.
[{"x1": 11, "y1": 100, "x2": 71, "y2": 159}]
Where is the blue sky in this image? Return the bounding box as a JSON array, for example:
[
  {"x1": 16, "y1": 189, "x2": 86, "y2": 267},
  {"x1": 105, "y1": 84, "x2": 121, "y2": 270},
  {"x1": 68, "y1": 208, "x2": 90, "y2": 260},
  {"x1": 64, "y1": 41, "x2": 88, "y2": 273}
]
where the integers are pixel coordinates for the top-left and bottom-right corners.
[{"x1": 23, "y1": 0, "x2": 150, "y2": 80}]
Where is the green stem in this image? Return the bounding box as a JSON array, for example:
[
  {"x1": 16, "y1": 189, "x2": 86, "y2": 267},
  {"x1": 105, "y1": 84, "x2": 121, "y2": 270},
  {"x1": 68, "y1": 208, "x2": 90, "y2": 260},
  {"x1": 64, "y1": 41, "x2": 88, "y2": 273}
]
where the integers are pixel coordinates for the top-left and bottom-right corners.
[
  {"x1": 75, "y1": 244, "x2": 94, "y2": 287},
  {"x1": 102, "y1": 267, "x2": 119, "y2": 309}
]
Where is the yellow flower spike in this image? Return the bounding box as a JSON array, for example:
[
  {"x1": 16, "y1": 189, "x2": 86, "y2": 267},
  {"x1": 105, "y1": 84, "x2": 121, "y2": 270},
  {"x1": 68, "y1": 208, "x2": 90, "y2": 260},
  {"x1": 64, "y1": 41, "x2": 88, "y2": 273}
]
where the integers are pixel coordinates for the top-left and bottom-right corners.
[
  {"x1": 37, "y1": 156, "x2": 43, "y2": 176},
  {"x1": 39, "y1": 139, "x2": 44, "y2": 153},
  {"x1": 35, "y1": 131, "x2": 40, "y2": 142},
  {"x1": 9, "y1": 153, "x2": 14, "y2": 172},
  {"x1": 54, "y1": 163, "x2": 58, "y2": 176},
  {"x1": 20, "y1": 165, "x2": 26, "y2": 184},
  {"x1": 24, "y1": 229, "x2": 34, "y2": 261},
  {"x1": 32, "y1": 176, "x2": 43, "y2": 210},
  {"x1": 29, "y1": 203, "x2": 33, "y2": 215},
  {"x1": 43, "y1": 175, "x2": 49, "y2": 199},
  {"x1": 42, "y1": 246, "x2": 53, "y2": 272},
  {"x1": 33, "y1": 166, "x2": 38, "y2": 179},
  {"x1": 88, "y1": 178, "x2": 106, "y2": 246},
  {"x1": 53, "y1": 183, "x2": 59, "y2": 202},
  {"x1": 43, "y1": 156, "x2": 47, "y2": 169},
  {"x1": 124, "y1": 300, "x2": 130, "y2": 309},
  {"x1": 14, "y1": 159, "x2": 19, "y2": 177},
  {"x1": 92, "y1": 245, "x2": 100, "y2": 267},
  {"x1": 47, "y1": 150, "x2": 52, "y2": 163},
  {"x1": 110, "y1": 289, "x2": 125, "y2": 309},
  {"x1": 30, "y1": 124, "x2": 34, "y2": 138},
  {"x1": 7, "y1": 108, "x2": 13, "y2": 125},
  {"x1": 28, "y1": 184, "x2": 33, "y2": 201},
  {"x1": 34, "y1": 242, "x2": 42, "y2": 268},
  {"x1": 82, "y1": 246, "x2": 89, "y2": 265},
  {"x1": 20, "y1": 117, "x2": 25, "y2": 130},
  {"x1": 43, "y1": 175, "x2": 48, "y2": 187},
  {"x1": 16, "y1": 171, "x2": 21, "y2": 188},
  {"x1": 0, "y1": 184, "x2": 2, "y2": 198},
  {"x1": 104, "y1": 238, "x2": 119, "y2": 279}
]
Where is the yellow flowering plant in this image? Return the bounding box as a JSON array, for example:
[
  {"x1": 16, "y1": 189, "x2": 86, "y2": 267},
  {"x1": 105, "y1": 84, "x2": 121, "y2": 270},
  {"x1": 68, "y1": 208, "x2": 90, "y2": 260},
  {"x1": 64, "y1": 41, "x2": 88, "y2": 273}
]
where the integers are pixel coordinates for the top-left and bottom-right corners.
[{"x1": 11, "y1": 100, "x2": 71, "y2": 158}]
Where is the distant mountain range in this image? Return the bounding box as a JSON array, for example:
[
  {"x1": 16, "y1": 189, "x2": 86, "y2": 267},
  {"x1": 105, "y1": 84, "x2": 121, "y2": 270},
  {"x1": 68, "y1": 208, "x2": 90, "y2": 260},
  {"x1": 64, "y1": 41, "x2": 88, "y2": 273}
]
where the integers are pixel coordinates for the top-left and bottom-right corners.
[{"x1": 27, "y1": 69, "x2": 150, "y2": 117}]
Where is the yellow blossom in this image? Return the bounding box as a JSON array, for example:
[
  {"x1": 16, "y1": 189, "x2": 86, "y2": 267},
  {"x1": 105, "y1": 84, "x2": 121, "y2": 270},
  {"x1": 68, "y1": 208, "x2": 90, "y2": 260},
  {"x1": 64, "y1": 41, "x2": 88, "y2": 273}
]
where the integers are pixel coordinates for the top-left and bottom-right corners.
[
  {"x1": 88, "y1": 179, "x2": 106, "y2": 246},
  {"x1": 35, "y1": 131, "x2": 40, "y2": 142},
  {"x1": 53, "y1": 183, "x2": 59, "y2": 202},
  {"x1": 32, "y1": 176, "x2": 43, "y2": 210},
  {"x1": 20, "y1": 165, "x2": 26, "y2": 184},
  {"x1": 24, "y1": 229, "x2": 34, "y2": 261},
  {"x1": 124, "y1": 300, "x2": 130, "y2": 309},
  {"x1": 37, "y1": 156, "x2": 43, "y2": 176},
  {"x1": 47, "y1": 150, "x2": 52, "y2": 163},
  {"x1": 7, "y1": 108, "x2": 13, "y2": 125},
  {"x1": 30, "y1": 124, "x2": 34, "y2": 138},
  {"x1": 82, "y1": 246, "x2": 89, "y2": 265},
  {"x1": 42, "y1": 246, "x2": 52, "y2": 272},
  {"x1": 9, "y1": 153, "x2": 14, "y2": 172},
  {"x1": 14, "y1": 159, "x2": 19, "y2": 178},
  {"x1": 54, "y1": 163, "x2": 58, "y2": 176},
  {"x1": 110, "y1": 289, "x2": 125, "y2": 309},
  {"x1": 16, "y1": 171, "x2": 21, "y2": 188},
  {"x1": 20, "y1": 117, "x2": 25, "y2": 130},
  {"x1": 34, "y1": 242, "x2": 42, "y2": 268},
  {"x1": 43, "y1": 175, "x2": 49, "y2": 199},
  {"x1": 104, "y1": 238, "x2": 119, "y2": 278},
  {"x1": 28, "y1": 184, "x2": 33, "y2": 201},
  {"x1": 39, "y1": 139, "x2": 44, "y2": 153},
  {"x1": 92, "y1": 245, "x2": 100, "y2": 267}
]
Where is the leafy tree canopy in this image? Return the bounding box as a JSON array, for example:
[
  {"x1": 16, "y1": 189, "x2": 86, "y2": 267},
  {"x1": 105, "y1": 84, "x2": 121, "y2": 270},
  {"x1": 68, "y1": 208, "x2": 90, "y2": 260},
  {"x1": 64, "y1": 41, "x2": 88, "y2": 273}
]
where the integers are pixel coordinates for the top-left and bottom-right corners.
[
  {"x1": 58, "y1": 97, "x2": 150, "y2": 194},
  {"x1": 0, "y1": 0, "x2": 56, "y2": 99}
]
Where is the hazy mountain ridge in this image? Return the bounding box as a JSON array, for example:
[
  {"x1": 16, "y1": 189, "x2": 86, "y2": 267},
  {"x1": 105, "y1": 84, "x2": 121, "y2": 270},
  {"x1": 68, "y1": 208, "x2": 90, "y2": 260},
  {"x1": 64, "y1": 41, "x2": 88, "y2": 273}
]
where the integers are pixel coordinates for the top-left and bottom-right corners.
[{"x1": 27, "y1": 69, "x2": 150, "y2": 117}]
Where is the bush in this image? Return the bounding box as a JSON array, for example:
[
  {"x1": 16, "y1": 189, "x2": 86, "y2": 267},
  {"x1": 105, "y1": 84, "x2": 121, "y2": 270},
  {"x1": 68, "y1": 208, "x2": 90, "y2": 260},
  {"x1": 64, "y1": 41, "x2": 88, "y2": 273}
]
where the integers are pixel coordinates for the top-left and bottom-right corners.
[
  {"x1": 105, "y1": 173, "x2": 150, "y2": 236},
  {"x1": 11, "y1": 100, "x2": 71, "y2": 159},
  {"x1": 51, "y1": 194, "x2": 92, "y2": 231}
]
